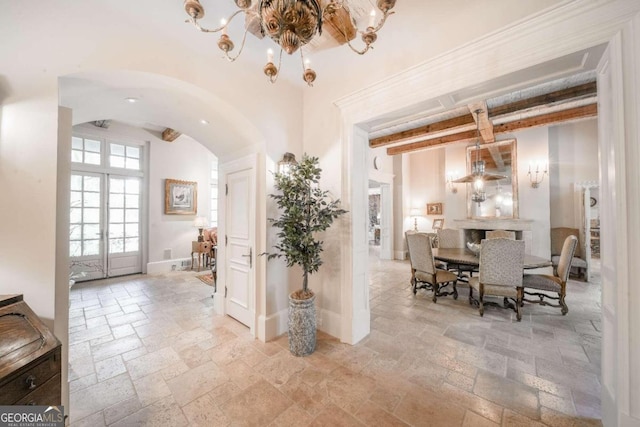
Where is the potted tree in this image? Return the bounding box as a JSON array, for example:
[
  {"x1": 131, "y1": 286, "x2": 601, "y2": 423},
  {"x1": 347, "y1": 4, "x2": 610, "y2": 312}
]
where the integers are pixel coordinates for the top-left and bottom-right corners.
[{"x1": 267, "y1": 154, "x2": 346, "y2": 356}]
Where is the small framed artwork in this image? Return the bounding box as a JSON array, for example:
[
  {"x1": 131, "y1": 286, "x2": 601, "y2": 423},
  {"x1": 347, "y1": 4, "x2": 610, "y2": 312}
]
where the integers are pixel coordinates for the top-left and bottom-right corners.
[
  {"x1": 427, "y1": 202, "x2": 443, "y2": 215},
  {"x1": 165, "y1": 179, "x2": 197, "y2": 215},
  {"x1": 432, "y1": 218, "x2": 444, "y2": 230}
]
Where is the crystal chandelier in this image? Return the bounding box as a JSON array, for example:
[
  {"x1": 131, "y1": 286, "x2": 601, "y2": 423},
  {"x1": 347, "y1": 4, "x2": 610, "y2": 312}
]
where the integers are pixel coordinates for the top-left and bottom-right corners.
[
  {"x1": 183, "y1": 0, "x2": 397, "y2": 86},
  {"x1": 453, "y1": 109, "x2": 506, "y2": 206}
]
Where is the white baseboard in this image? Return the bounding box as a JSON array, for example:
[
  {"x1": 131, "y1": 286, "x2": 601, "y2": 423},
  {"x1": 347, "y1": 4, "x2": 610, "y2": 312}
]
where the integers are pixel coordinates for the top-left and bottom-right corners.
[
  {"x1": 394, "y1": 250, "x2": 407, "y2": 260},
  {"x1": 146, "y1": 258, "x2": 191, "y2": 274},
  {"x1": 318, "y1": 308, "x2": 342, "y2": 339},
  {"x1": 260, "y1": 309, "x2": 288, "y2": 342}
]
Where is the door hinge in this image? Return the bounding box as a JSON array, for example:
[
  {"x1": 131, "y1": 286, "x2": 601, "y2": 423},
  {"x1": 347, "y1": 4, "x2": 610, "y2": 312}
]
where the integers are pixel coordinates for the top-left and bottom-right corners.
[
  {"x1": 225, "y1": 235, "x2": 228, "y2": 246},
  {"x1": 224, "y1": 286, "x2": 227, "y2": 298},
  {"x1": 225, "y1": 184, "x2": 228, "y2": 195}
]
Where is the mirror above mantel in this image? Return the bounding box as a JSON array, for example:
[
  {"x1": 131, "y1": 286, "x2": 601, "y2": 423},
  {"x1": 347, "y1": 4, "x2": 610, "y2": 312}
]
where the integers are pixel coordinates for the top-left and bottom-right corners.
[{"x1": 464, "y1": 138, "x2": 519, "y2": 219}]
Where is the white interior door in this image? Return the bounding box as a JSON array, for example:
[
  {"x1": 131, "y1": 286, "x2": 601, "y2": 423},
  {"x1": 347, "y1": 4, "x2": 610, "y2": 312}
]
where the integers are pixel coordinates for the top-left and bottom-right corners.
[{"x1": 224, "y1": 166, "x2": 255, "y2": 327}]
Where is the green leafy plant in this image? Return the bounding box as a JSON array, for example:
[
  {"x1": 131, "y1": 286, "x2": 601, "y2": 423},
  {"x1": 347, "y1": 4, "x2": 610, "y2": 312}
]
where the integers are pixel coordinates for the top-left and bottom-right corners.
[{"x1": 267, "y1": 154, "x2": 347, "y2": 299}]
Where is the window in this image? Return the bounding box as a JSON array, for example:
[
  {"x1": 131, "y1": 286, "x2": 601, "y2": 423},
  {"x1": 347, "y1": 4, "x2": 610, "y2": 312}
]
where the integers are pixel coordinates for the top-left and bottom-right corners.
[
  {"x1": 69, "y1": 174, "x2": 102, "y2": 257},
  {"x1": 210, "y1": 158, "x2": 218, "y2": 227},
  {"x1": 71, "y1": 137, "x2": 102, "y2": 165},
  {"x1": 110, "y1": 143, "x2": 140, "y2": 170}
]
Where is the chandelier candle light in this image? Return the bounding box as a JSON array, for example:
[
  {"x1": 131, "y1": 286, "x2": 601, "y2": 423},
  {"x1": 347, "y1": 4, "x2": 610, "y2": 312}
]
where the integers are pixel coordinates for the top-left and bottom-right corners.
[
  {"x1": 527, "y1": 162, "x2": 548, "y2": 188},
  {"x1": 453, "y1": 109, "x2": 507, "y2": 207},
  {"x1": 183, "y1": 0, "x2": 397, "y2": 86}
]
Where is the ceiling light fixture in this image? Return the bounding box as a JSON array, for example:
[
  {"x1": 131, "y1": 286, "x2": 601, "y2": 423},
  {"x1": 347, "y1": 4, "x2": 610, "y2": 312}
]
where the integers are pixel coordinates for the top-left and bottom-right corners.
[
  {"x1": 125, "y1": 97, "x2": 139, "y2": 103},
  {"x1": 183, "y1": 0, "x2": 396, "y2": 86},
  {"x1": 200, "y1": 119, "x2": 209, "y2": 125},
  {"x1": 453, "y1": 109, "x2": 506, "y2": 206}
]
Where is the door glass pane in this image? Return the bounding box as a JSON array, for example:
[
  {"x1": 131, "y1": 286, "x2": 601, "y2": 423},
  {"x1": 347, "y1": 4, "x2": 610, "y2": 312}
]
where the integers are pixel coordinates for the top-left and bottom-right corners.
[
  {"x1": 110, "y1": 193, "x2": 124, "y2": 208},
  {"x1": 72, "y1": 137, "x2": 83, "y2": 150},
  {"x1": 83, "y1": 208, "x2": 100, "y2": 223},
  {"x1": 109, "y1": 224, "x2": 124, "y2": 238},
  {"x1": 125, "y1": 194, "x2": 139, "y2": 208},
  {"x1": 125, "y1": 223, "x2": 138, "y2": 237},
  {"x1": 125, "y1": 238, "x2": 139, "y2": 252},
  {"x1": 84, "y1": 176, "x2": 100, "y2": 192},
  {"x1": 83, "y1": 224, "x2": 100, "y2": 240},
  {"x1": 110, "y1": 179, "x2": 124, "y2": 193},
  {"x1": 125, "y1": 209, "x2": 139, "y2": 223},
  {"x1": 69, "y1": 241, "x2": 82, "y2": 257},
  {"x1": 70, "y1": 224, "x2": 81, "y2": 240},
  {"x1": 71, "y1": 175, "x2": 82, "y2": 191},
  {"x1": 70, "y1": 191, "x2": 82, "y2": 207},
  {"x1": 83, "y1": 239, "x2": 100, "y2": 256},
  {"x1": 109, "y1": 208, "x2": 124, "y2": 223},
  {"x1": 84, "y1": 192, "x2": 100, "y2": 208},
  {"x1": 125, "y1": 179, "x2": 140, "y2": 194},
  {"x1": 109, "y1": 239, "x2": 124, "y2": 254},
  {"x1": 70, "y1": 208, "x2": 82, "y2": 224}
]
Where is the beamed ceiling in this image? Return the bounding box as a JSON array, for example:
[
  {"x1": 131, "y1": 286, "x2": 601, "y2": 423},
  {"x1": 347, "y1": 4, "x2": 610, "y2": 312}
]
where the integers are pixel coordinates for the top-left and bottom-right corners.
[{"x1": 366, "y1": 44, "x2": 606, "y2": 156}]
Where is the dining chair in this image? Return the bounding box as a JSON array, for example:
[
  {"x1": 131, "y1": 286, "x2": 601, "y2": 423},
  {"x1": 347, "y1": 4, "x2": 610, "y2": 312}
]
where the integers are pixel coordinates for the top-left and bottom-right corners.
[
  {"x1": 486, "y1": 230, "x2": 516, "y2": 239},
  {"x1": 468, "y1": 238, "x2": 525, "y2": 321},
  {"x1": 522, "y1": 235, "x2": 577, "y2": 315},
  {"x1": 438, "y1": 228, "x2": 475, "y2": 280},
  {"x1": 551, "y1": 227, "x2": 587, "y2": 280},
  {"x1": 405, "y1": 232, "x2": 458, "y2": 302}
]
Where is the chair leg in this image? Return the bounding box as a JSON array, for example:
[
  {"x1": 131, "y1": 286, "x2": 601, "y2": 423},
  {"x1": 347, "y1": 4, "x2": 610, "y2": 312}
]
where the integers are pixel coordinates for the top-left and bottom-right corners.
[
  {"x1": 478, "y1": 285, "x2": 484, "y2": 317},
  {"x1": 560, "y1": 292, "x2": 569, "y2": 315},
  {"x1": 432, "y1": 284, "x2": 438, "y2": 303},
  {"x1": 516, "y1": 287, "x2": 523, "y2": 322},
  {"x1": 453, "y1": 281, "x2": 458, "y2": 300},
  {"x1": 468, "y1": 287, "x2": 473, "y2": 305}
]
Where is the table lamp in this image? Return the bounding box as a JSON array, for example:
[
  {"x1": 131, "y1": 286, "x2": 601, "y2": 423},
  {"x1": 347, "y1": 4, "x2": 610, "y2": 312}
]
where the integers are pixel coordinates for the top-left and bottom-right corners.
[
  {"x1": 410, "y1": 208, "x2": 422, "y2": 231},
  {"x1": 194, "y1": 216, "x2": 208, "y2": 242}
]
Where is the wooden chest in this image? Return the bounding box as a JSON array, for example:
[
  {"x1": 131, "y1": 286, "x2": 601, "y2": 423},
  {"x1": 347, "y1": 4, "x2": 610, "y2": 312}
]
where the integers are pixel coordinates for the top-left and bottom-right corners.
[{"x1": 0, "y1": 295, "x2": 62, "y2": 405}]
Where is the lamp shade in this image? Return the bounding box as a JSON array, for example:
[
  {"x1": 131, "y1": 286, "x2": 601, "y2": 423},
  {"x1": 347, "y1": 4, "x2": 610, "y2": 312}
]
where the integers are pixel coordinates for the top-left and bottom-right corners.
[
  {"x1": 194, "y1": 216, "x2": 208, "y2": 228},
  {"x1": 410, "y1": 208, "x2": 422, "y2": 217}
]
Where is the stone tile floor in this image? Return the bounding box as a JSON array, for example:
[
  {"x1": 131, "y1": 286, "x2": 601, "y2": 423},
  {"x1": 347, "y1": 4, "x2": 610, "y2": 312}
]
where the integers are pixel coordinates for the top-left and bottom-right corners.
[{"x1": 68, "y1": 257, "x2": 602, "y2": 426}]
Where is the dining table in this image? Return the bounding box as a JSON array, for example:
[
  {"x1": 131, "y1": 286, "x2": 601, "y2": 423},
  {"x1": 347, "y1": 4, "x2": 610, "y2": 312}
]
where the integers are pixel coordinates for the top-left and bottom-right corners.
[{"x1": 432, "y1": 247, "x2": 552, "y2": 281}]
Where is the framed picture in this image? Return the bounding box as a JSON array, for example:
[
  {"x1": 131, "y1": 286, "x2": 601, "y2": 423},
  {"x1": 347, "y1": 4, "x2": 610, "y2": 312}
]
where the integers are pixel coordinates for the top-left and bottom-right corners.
[
  {"x1": 432, "y1": 218, "x2": 444, "y2": 230},
  {"x1": 165, "y1": 179, "x2": 197, "y2": 215},
  {"x1": 427, "y1": 202, "x2": 443, "y2": 215}
]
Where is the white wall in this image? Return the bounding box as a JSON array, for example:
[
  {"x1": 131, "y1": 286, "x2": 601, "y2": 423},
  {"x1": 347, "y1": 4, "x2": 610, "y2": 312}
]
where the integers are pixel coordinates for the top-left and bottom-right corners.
[{"x1": 549, "y1": 119, "x2": 599, "y2": 228}]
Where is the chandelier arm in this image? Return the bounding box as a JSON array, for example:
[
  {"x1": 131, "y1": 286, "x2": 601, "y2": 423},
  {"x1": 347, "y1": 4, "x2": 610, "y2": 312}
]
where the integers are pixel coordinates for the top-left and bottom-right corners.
[
  {"x1": 268, "y1": 49, "x2": 283, "y2": 84},
  {"x1": 369, "y1": 10, "x2": 395, "y2": 33},
  {"x1": 223, "y1": 28, "x2": 250, "y2": 62},
  {"x1": 186, "y1": 9, "x2": 245, "y2": 33}
]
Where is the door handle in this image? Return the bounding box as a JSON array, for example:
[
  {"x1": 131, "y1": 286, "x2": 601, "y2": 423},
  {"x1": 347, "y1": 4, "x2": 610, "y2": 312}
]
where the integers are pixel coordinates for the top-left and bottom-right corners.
[{"x1": 241, "y1": 248, "x2": 252, "y2": 268}]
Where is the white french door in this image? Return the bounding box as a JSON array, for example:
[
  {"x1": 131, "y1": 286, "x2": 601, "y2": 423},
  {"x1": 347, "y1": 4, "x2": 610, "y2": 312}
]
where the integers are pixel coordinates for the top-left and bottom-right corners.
[{"x1": 70, "y1": 136, "x2": 145, "y2": 281}]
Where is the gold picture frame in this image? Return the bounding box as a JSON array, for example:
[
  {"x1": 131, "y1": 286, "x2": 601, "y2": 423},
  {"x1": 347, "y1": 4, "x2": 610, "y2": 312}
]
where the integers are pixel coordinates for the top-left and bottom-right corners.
[
  {"x1": 165, "y1": 179, "x2": 197, "y2": 215},
  {"x1": 427, "y1": 202, "x2": 443, "y2": 215},
  {"x1": 432, "y1": 218, "x2": 444, "y2": 230}
]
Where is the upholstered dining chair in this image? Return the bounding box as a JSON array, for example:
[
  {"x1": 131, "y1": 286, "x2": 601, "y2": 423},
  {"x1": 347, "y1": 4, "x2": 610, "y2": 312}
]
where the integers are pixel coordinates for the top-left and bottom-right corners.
[
  {"x1": 469, "y1": 238, "x2": 526, "y2": 321},
  {"x1": 405, "y1": 232, "x2": 458, "y2": 302},
  {"x1": 438, "y1": 228, "x2": 475, "y2": 279},
  {"x1": 551, "y1": 227, "x2": 587, "y2": 280},
  {"x1": 486, "y1": 230, "x2": 516, "y2": 240},
  {"x1": 522, "y1": 235, "x2": 577, "y2": 315}
]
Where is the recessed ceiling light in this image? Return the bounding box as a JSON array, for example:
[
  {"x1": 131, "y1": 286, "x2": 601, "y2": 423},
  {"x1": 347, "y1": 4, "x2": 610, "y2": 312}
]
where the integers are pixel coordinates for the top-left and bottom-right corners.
[
  {"x1": 125, "y1": 97, "x2": 139, "y2": 103},
  {"x1": 200, "y1": 119, "x2": 209, "y2": 125}
]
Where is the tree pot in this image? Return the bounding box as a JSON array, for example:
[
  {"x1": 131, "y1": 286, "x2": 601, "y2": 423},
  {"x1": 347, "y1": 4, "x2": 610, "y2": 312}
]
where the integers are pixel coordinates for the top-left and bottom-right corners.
[{"x1": 288, "y1": 292, "x2": 316, "y2": 356}]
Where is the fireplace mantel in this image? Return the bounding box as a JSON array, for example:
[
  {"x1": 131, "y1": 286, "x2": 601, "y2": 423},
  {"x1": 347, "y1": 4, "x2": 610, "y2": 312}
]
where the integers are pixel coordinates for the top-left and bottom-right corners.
[{"x1": 453, "y1": 218, "x2": 533, "y2": 231}]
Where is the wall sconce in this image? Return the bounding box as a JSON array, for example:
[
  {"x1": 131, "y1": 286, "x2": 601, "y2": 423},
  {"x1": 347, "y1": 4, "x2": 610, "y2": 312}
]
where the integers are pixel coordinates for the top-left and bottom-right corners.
[
  {"x1": 278, "y1": 152, "x2": 298, "y2": 175},
  {"x1": 528, "y1": 162, "x2": 548, "y2": 188},
  {"x1": 446, "y1": 172, "x2": 459, "y2": 194},
  {"x1": 194, "y1": 216, "x2": 209, "y2": 242},
  {"x1": 410, "y1": 208, "x2": 422, "y2": 231}
]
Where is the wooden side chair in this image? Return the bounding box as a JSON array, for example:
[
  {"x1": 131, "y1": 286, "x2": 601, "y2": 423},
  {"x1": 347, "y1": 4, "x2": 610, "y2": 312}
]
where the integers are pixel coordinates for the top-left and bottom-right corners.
[
  {"x1": 405, "y1": 232, "x2": 458, "y2": 302},
  {"x1": 522, "y1": 235, "x2": 577, "y2": 315},
  {"x1": 469, "y1": 238, "x2": 525, "y2": 321}
]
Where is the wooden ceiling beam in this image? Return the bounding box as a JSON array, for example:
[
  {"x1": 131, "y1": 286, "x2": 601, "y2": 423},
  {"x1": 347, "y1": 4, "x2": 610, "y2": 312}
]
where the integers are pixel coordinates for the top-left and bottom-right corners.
[
  {"x1": 162, "y1": 128, "x2": 181, "y2": 142},
  {"x1": 488, "y1": 81, "x2": 597, "y2": 118},
  {"x1": 469, "y1": 102, "x2": 494, "y2": 143},
  {"x1": 386, "y1": 130, "x2": 477, "y2": 155},
  {"x1": 369, "y1": 114, "x2": 475, "y2": 148},
  {"x1": 388, "y1": 103, "x2": 597, "y2": 155},
  {"x1": 493, "y1": 103, "x2": 597, "y2": 133}
]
